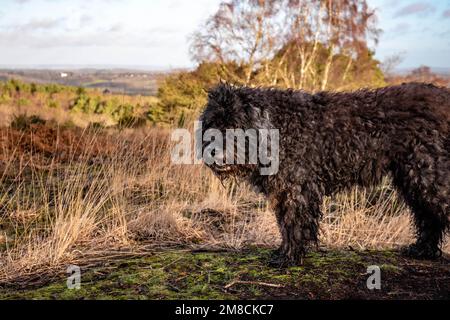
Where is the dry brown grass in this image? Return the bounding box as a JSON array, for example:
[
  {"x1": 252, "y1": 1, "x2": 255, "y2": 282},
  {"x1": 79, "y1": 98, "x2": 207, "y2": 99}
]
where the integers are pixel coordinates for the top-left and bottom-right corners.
[{"x1": 0, "y1": 125, "x2": 448, "y2": 283}]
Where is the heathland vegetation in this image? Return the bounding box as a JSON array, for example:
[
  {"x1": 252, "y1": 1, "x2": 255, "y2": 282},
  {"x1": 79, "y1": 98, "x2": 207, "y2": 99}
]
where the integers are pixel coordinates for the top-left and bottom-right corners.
[{"x1": 0, "y1": 0, "x2": 449, "y2": 299}]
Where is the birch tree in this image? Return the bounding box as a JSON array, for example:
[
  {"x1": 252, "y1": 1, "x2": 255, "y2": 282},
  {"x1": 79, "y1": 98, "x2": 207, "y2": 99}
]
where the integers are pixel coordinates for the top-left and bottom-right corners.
[{"x1": 190, "y1": 0, "x2": 380, "y2": 91}]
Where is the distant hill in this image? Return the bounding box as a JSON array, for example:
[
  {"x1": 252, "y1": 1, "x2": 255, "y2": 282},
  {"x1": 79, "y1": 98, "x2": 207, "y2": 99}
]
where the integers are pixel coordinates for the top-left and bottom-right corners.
[
  {"x1": 0, "y1": 68, "x2": 179, "y2": 96},
  {"x1": 395, "y1": 67, "x2": 450, "y2": 76}
]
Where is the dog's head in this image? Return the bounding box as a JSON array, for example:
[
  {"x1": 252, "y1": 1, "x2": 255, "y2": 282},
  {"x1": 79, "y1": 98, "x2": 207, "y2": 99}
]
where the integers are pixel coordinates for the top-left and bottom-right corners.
[{"x1": 198, "y1": 83, "x2": 275, "y2": 180}]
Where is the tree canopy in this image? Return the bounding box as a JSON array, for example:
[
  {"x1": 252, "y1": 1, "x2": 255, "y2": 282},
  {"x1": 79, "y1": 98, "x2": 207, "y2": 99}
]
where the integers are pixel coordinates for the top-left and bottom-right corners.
[{"x1": 157, "y1": 0, "x2": 385, "y2": 125}]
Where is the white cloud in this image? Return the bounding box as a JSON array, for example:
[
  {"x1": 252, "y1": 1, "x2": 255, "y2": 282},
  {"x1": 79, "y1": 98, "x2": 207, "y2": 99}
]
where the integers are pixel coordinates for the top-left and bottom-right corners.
[
  {"x1": 394, "y1": 2, "x2": 436, "y2": 17},
  {"x1": 12, "y1": 18, "x2": 63, "y2": 32},
  {"x1": 79, "y1": 14, "x2": 93, "y2": 25}
]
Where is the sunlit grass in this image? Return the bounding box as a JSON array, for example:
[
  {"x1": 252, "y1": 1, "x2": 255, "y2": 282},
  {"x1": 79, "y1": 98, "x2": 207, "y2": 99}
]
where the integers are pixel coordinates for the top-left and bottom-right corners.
[{"x1": 0, "y1": 126, "x2": 447, "y2": 283}]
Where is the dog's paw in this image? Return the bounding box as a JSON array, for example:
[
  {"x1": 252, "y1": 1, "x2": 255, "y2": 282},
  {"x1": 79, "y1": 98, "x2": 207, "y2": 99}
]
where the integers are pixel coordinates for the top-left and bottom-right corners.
[
  {"x1": 268, "y1": 249, "x2": 303, "y2": 268},
  {"x1": 401, "y1": 244, "x2": 442, "y2": 260}
]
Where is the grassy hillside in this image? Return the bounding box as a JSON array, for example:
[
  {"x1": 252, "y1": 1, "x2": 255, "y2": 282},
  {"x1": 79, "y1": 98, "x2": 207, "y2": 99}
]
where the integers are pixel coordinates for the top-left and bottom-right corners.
[{"x1": 0, "y1": 79, "x2": 161, "y2": 128}]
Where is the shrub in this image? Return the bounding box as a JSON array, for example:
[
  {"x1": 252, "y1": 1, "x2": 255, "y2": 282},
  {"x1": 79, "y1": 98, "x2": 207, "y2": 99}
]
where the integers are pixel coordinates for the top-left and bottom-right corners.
[
  {"x1": 110, "y1": 103, "x2": 134, "y2": 122},
  {"x1": 61, "y1": 119, "x2": 77, "y2": 128},
  {"x1": 44, "y1": 83, "x2": 63, "y2": 96},
  {"x1": 155, "y1": 62, "x2": 238, "y2": 124},
  {"x1": 47, "y1": 99, "x2": 59, "y2": 109},
  {"x1": 17, "y1": 98, "x2": 30, "y2": 107},
  {"x1": 76, "y1": 87, "x2": 86, "y2": 95},
  {"x1": 71, "y1": 94, "x2": 92, "y2": 113},
  {"x1": 3, "y1": 79, "x2": 25, "y2": 95},
  {"x1": 117, "y1": 115, "x2": 147, "y2": 129},
  {"x1": 71, "y1": 94, "x2": 137, "y2": 124},
  {"x1": 87, "y1": 121, "x2": 106, "y2": 131},
  {"x1": 0, "y1": 92, "x2": 12, "y2": 104},
  {"x1": 145, "y1": 104, "x2": 165, "y2": 124},
  {"x1": 30, "y1": 83, "x2": 38, "y2": 95},
  {"x1": 11, "y1": 114, "x2": 46, "y2": 130}
]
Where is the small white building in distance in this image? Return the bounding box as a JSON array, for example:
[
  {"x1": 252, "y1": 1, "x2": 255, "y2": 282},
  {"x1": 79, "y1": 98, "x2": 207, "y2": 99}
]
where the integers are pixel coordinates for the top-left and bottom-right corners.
[{"x1": 60, "y1": 72, "x2": 68, "y2": 78}]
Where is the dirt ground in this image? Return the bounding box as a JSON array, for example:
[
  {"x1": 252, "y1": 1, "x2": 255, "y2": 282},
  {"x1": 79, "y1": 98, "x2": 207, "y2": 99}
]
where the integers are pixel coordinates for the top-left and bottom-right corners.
[{"x1": 1, "y1": 248, "x2": 449, "y2": 300}]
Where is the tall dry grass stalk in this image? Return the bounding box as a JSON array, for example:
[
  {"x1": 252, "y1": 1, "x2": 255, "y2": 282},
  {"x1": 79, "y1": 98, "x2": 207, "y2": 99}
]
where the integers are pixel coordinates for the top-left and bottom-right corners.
[{"x1": 0, "y1": 127, "x2": 448, "y2": 282}]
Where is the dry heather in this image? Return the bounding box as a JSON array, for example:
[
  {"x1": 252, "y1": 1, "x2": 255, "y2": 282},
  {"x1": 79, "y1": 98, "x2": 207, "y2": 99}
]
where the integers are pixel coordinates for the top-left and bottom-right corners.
[{"x1": 0, "y1": 124, "x2": 448, "y2": 282}]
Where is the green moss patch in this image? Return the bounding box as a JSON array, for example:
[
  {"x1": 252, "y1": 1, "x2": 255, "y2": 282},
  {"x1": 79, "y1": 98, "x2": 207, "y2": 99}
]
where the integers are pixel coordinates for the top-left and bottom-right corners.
[{"x1": 1, "y1": 248, "x2": 449, "y2": 300}]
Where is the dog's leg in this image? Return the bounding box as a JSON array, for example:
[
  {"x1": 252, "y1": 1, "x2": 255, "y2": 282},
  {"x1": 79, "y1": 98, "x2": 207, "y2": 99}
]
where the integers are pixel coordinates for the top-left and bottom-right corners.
[
  {"x1": 271, "y1": 192, "x2": 321, "y2": 267},
  {"x1": 402, "y1": 210, "x2": 447, "y2": 259},
  {"x1": 392, "y1": 146, "x2": 449, "y2": 259}
]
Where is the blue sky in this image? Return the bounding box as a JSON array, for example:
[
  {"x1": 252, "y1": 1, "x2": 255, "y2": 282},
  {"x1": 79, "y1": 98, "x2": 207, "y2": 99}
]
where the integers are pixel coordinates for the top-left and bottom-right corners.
[
  {"x1": 0, "y1": 0, "x2": 449, "y2": 69},
  {"x1": 371, "y1": 0, "x2": 450, "y2": 69}
]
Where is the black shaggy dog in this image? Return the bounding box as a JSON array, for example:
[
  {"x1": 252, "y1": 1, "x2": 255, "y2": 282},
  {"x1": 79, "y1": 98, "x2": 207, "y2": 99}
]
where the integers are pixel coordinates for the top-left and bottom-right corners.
[{"x1": 200, "y1": 82, "x2": 449, "y2": 266}]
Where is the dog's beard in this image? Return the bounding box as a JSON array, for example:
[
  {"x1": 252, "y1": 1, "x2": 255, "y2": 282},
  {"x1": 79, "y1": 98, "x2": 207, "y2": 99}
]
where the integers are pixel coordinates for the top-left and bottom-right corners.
[
  {"x1": 208, "y1": 163, "x2": 235, "y2": 179},
  {"x1": 207, "y1": 161, "x2": 257, "y2": 191}
]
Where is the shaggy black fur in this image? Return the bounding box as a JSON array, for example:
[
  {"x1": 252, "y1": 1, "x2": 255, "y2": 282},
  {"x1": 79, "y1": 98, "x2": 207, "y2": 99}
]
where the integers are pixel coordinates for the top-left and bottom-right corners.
[{"x1": 200, "y1": 82, "x2": 450, "y2": 266}]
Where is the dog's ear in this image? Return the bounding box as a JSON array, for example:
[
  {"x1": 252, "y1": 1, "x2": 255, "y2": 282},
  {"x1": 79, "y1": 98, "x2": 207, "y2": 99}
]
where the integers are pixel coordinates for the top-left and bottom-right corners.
[{"x1": 207, "y1": 82, "x2": 240, "y2": 112}]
